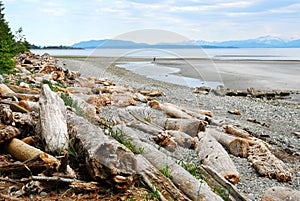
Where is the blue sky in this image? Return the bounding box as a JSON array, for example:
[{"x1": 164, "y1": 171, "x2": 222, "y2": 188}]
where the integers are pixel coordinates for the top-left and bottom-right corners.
[{"x1": 2, "y1": 0, "x2": 300, "y2": 46}]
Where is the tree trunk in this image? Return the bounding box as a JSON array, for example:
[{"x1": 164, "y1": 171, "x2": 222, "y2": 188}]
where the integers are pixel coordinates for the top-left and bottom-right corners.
[
  {"x1": 224, "y1": 125, "x2": 251, "y2": 138},
  {"x1": 153, "y1": 118, "x2": 207, "y2": 137},
  {"x1": 5, "y1": 138, "x2": 76, "y2": 178},
  {"x1": 205, "y1": 128, "x2": 250, "y2": 158},
  {"x1": 37, "y1": 84, "x2": 68, "y2": 153},
  {"x1": 196, "y1": 132, "x2": 240, "y2": 184},
  {"x1": 66, "y1": 111, "x2": 137, "y2": 190},
  {"x1": 261, "y1": 186, "x2": 300, "y2": 201},
  {"x1": 136, "y1": 154, "x2": 190, "y2": 201},
  {"x1": 247, "y1": 140, "x2": 293, "y2": 182},
  {"x1": 114, "y1": 124, "x2": 223, "y2": 201}
]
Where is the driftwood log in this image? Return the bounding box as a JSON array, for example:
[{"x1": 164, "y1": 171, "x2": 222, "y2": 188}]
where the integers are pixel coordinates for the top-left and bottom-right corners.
[
  {"x1": 261, "y1": 186, "x2": 300, "y2": 201},
  {"x1": 247, "y1": 139, "x2": 293, "y2": 182},
  {"x1": 196, "y1": 132, "x2": 240, "y2": 184},
  {"x1": 0, "y1": 126, "x2": 21, "y2": 144},
  {"x1": 136, "y1": 154, "x2": 189, "y2": 201},
  {"x1": 114, "y1": 124, "x2": 223, "y2": 201},
  {"x1": 66, "y1": 111, "x2": 136, "y2": 189},
  {"x1": 5, "y1": 138, "x2": 76, "y2": 178},
  {"x1": 225, "y1": 125, "x2": 251, "y2": 138},
  {"x1": 37, "y1": 84, "x2": 68, "y2": 152},
  {"x1": 206, "y1": 128, "x2": 250, "y2": 157}
]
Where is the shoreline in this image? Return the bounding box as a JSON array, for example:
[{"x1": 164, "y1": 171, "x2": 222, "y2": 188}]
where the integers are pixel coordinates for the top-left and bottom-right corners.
[
  {"x1": 57, "y1": 56, "x2": 300, "y2": 91},
  {"x1": 58, "y1": 56, "x2": 299, "y2": 200}
]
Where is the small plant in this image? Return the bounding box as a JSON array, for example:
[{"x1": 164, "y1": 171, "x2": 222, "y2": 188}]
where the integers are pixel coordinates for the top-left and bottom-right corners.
[
  {"x1": 214, "y1": 186, "x2": 230, "y2": 201},
  {"x1": 109, "y1": 128, "x2": 144, "y2": 154},
  {"x1": 182, "y1": 163, "x2": 206, "y2": 182},
  {"x1": 42, "y1": 79, "x2": 58, "y2": 92},
  {"x1": 161, "y1": 165, "x2": 173, "y2": 179},
  {"x1": 146, "y1": 182, "x2": 160, "y2": 200},
  {"x1": 60, "y1": 93, "x2": 85, "y2": 116},
  {"x1": 143, "y1": 117, "x2": 151, "y2": 123}
]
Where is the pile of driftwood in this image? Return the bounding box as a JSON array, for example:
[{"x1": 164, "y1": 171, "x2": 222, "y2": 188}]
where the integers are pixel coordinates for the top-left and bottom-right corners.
[
  {"x1": 0, "y1": 52, "x2": 299, "y2": 200},
  {"x1": 193, "y1": 85, "x2": 299, "y2": 100}
]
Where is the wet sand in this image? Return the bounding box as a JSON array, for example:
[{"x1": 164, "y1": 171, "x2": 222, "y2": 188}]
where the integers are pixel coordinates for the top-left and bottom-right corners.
[
  {"x1": 156, "y1": 59, "x2": 300, "y2": 90},
  {"x1": 57, "y1": 56, "x2": 300, "y2": 91}
]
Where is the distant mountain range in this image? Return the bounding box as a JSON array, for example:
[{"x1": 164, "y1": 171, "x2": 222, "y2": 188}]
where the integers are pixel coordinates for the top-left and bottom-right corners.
[{"x1": 72, "y1": 36, "x2": 300, "y2": 49}]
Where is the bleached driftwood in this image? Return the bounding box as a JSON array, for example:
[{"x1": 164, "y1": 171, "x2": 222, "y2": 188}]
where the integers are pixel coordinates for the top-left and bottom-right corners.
[
  {"x1": 149, "y1": 100, "x2": 211, "y2": 123},
  {"x1": 136, "y1": 154, "x2": 189, "y2": 201},
  {"x1": 37, "y1": 84, "x2": 68, "y2": 152},
  {"x1": 114, "y1": 124, "x2": 223, "y2": 201},
  {"x1": 153, "y1": 118, "x2": 207, "y2": 137},
  {"x1": 196, "y1": 132, "x2": 240, "y2": 184},
  {"x1": 66, "y1": 112, "x2": 136, "y2": 189},
  {"x1": 225, "y1": 125, "x2": 251, "y2": 138},
  {"x1": 5, "y1": 138, "x2": 76, "y2": 178},
  {"x1": 206, "y1": 128, "x2": 250, "y2": 157},
  {"x1": 261, "y1": 186, "x2": 300, "y2": 201},
  {"x1": 0, "y1": 84, "x2": 15, "y2": 95},
  {"x1": 247, "y1": 139, "x2": 293, "y2": 182}
]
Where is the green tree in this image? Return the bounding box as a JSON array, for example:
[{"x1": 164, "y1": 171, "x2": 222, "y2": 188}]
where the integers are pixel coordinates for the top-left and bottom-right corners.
[{"x1": 0, "y1": 1, "x2": 29, "y2": 74}]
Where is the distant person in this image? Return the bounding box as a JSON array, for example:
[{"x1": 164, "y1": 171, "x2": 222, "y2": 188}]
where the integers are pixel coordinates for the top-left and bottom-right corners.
[{"x1": 153, "y1": 57, "x2": 156, "y2": 62}]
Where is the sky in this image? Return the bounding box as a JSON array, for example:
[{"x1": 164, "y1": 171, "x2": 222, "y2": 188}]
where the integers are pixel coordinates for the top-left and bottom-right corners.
[{"x1": 2, "y1": 0, "x2": 300, "y2": 46}]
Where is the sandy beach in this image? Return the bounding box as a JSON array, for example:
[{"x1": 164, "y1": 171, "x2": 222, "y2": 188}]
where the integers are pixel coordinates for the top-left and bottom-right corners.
[{"x1": 58, "y1": 57, "x2": 300, "y2": 91}]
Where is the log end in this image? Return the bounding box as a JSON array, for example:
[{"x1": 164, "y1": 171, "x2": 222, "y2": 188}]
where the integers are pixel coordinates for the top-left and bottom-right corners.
[{"x1": 224, "y1": 174, "x2": 240, "y2": 184}]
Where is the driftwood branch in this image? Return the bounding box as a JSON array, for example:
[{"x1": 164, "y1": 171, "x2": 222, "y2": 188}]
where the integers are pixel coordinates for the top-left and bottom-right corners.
[{"x1": 261, "y1": 186, "x2": 300, "y2": 201}]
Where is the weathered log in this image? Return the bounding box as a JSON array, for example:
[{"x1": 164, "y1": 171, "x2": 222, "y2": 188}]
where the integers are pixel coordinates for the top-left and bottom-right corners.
[
  {"x1": 138, "y1": 90, "x2": 163, "y2": 97},
  {"x1": 9, "y1": 102, "x2": 30, "y2": 113},
  {"x1": 66, "y1": 112, "x2": 136, "y2": 189},
  {"x1": 201, "y1": 165, "x2": 249, "y2": 201},
  {"x1": 247, "y1": 140, "x2": 293, "y2": 182},
  {"x1": 225, "y1": 125, "x2": 251, "y2": 138},
  {"x1": 196, "y1": 132, "x2": 240, "y2": 184},
  {"x1": 149, "y1": 100, "x2": 211, "y2": 123},
  {"x1": 7, "y1": 84, "x2": 40, "y2": 94},
  {"x1": 154, "y1": 118, "x2": 207, "y2": 137},
  {"x1": 37, "y1": 84, "x2": 68, "y2": 152},
  {"x1": 1, "y1": 92, "x2": 39, "y2": 101},
  {"x1": 0, "y1": 83, "x2": 15, "y2": 95},
  {"x1": 206, "y1": 128, "x2": 250, "y2": 157},
  {"x1": 0, "y1": 126, "x2": 21, "y2": 144},
  {"x1": 136, "y1": 154, "x2": 189, "y2": 201},
  {"x1": 118, "y1": 108, "x2": 196, "y2": 149},
  {"x1": 114, "y1": 125, "x2": 223, "y2": 201},
  {"x1": 5, "y1": 138, "x2": 76, "y2": 178},
  {"x1": 261, "y1": 186, "x2": 300, "y2": 201}
]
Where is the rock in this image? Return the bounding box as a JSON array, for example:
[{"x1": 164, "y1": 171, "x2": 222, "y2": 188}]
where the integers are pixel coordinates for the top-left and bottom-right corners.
[{"x1": 228, "y1": 109, "x2": 241, "y2": 115}]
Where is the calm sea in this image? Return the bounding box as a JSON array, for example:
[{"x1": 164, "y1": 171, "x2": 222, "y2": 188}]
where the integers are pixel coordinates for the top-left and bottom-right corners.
[{"x1": 31, "y1": 48, "x2": 300, "y2": 60}]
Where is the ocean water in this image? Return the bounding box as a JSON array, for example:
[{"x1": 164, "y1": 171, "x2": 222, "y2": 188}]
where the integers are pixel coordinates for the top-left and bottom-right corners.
[{"x1": 31, "y1": 48, "x2": 300, "y2": 60}]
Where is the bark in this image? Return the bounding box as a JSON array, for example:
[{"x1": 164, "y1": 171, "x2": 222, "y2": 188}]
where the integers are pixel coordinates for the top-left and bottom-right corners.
[
  {"x1": 247, "y1": 139, "x2": 293, "y2": 182},
  {"x1": 5, "y1": 138, "x2": 76, "y2": 178},
  {"x1": 0, "y1": 126, "x2": 21, "y2": 143},
  {"x1": 261, "y1": 186, "x2": 300, "y2": 201},
  {"x1": 66, "y1": 111, "x2": 137, "y2": 189},
  {"x1": 196, "y1": 132, "x2": 240, "y2": 184},
  {"x1": 114, "y1": 124, "x2": 223, "y2": 201},
  {"x1": 136, "y1": 154, "x2": 189, "y2": 201},
  {"x1": 205, "y1": 128, "x2": 250, "y2": 158},
  {"x1": 224, "y1": 125, "x2": 251, "y2": 138},
  {"x1": 37, "y1": 84, "x2": 68, "y2": 153}
]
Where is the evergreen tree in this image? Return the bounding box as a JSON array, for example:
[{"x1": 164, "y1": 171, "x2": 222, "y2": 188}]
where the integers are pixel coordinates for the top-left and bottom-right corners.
[{"x1": 0, "y1": 1, "x2": 29, "y2": 74}]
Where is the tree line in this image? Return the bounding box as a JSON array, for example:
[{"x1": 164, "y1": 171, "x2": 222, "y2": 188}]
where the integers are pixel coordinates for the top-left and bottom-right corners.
[{"x1": 0, "y1": 1, "x2": 30, "y2": 74}]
